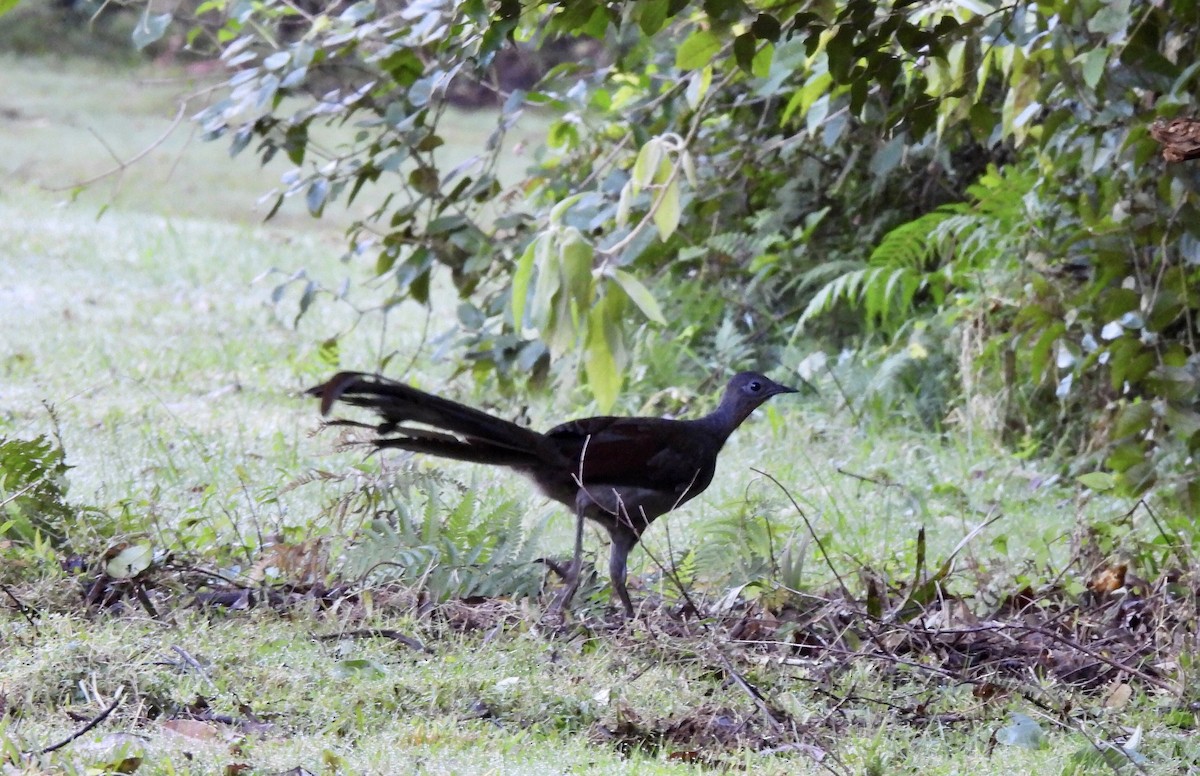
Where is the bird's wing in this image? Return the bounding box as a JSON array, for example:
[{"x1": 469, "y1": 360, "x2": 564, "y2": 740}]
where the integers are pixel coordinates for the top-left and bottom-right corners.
[{"x1": 544, "y1": 416, "x2": 717, "y2": 491}]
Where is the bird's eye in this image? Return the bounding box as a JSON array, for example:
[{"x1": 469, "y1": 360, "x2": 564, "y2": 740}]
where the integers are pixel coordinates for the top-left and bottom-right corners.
[{"x1": 748, "y1": 380, "x2": 762, "y2": 392}]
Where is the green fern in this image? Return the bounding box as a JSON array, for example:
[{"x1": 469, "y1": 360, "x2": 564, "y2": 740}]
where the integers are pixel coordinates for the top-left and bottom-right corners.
[
  {"x1": 799, "y1": 165, "x2": 1033, "y2": 334},
  {"x1": 337, "y1": 474, "x2": 550, "y2": 602},
  {"x1": 0, "y1": 434, "x2": 74, "y2": 546}
]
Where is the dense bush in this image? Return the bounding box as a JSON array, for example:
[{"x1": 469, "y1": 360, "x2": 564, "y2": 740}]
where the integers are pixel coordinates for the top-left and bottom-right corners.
[{"x1": 9, "y1": 0, "x2": 1200, "y2": 500}]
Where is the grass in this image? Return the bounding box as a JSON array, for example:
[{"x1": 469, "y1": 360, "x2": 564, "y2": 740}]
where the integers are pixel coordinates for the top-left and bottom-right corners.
[{"x1": 1, "y1": 56, "x2": 1195, "y2": 774}]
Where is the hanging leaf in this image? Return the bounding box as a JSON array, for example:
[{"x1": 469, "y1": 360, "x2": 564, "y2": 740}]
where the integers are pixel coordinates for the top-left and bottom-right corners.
[
  {"x1": 510, "y1": 237, "x2": 539, "y2": 330},
  {"x1": 132, "y1": 11, "x2": 172, "y2": 51},
  {"x1": 630, "y1": 139, "x2": 663, "y2": 194},
  {"x1": 558, "y1": 229, "x2": 595, "y2": 307},
  {"x1": 653, "y1": 179, "x2": 681, "y2": 241},
  {"x1": 584, "y1": 302, "x2": 621, "y2": 411},
  {"x1": 685, "y1": 67, "x2": 713, "y2": 110},
  {"x1": 610, "y1": 269, "x2": 666, "y2": 324},
  {"x1": 306, "y1": 179, "x2": 329, "y2": 215}
]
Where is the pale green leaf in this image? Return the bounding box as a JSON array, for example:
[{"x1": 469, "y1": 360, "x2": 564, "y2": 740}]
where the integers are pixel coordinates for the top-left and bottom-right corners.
[
  {"x1": 681, "y1": 150, "x2": 697, "y2": 187},
  {"x1": 653, "y1": 155, "x2": 673, "y2": 186},
  {"x1": 653, "y1": 179, "x2": 681, "y2": 241},
  {"x1": 510, "y1": 238, "x2": 538, "y2": 329},
  {"x1": 585, "y1": 305, "x2": 621, "y2": 411},
  {"x1": 530, "y1": 234, "x2": 560, "y2": 329},
  {"x1": 806, "y1": 94, "x2": 830, "y2": 136},
  {"x1": 1076, "y1": 471, "x2": 1116, "y2": 491},
  {"x1": 306, "y1": 178, "x2": 329, "y2": 215},
  {"x1": 951, "y1": 0, "x2": 994, "y2": 15},
  {"x1": 1081, "y1": 48, "x2": 1108, "y2": 89},
  {"x1": 616, "y1": 182, "x2": 633, "y2": 226},
  {"x1": 610, "y1": 269, "x2": 666, "y2": 324},
  {"x1": 549, "y1": 193, "x2": 583, "y2": 225},
  {"x1": 685, "y1": 66, "x2": 712, "y2": 110},
  {"x1": 106, "y1": 544, "x2": 153, "y2": 579},
  {"x1": 558, "y1": 229, "x2": 595, "y2": 305},
  {"x1": 786, "y1": 70, "x2": 832, "y2": 124},
  {"x1": 631, "y1": 139, "x2": 663, "y2": 193},
  {"x1": 1087, "y1": 0, "x2": 1131, "y2": 36}
]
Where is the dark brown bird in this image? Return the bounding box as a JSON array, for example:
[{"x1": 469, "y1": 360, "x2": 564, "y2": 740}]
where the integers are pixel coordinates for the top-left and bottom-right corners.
[{"x1": 307, "y1": 371, "x2": 797, "y2": 616}]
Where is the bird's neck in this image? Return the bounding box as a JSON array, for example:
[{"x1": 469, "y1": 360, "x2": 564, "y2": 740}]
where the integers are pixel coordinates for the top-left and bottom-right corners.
[{"x1": 694, "y1": 398, "x2": 755, "y2": 441}]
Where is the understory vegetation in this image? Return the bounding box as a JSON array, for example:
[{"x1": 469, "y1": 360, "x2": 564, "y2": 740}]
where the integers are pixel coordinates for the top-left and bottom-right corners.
[{"x1": 2, "y1": 0, "x2": 1200, "y2": 771}]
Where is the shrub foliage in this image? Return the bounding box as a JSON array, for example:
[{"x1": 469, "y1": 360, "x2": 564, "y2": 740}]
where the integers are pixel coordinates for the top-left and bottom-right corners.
[{"x1": 12, "y1": 0, "x2": 1200, "y2": 498}]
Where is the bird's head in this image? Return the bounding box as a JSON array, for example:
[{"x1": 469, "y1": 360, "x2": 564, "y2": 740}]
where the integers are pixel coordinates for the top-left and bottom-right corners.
[{"x1": 718, "y1": 371, "x2": 800, "y2": 426}]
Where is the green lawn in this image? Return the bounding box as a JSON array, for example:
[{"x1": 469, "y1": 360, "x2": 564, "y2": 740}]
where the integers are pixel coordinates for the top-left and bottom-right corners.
[{"x1": 1, "y1": 57, "x2": 1190, "y2": 774}]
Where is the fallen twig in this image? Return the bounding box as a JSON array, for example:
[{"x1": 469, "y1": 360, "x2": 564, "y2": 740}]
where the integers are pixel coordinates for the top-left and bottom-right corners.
[
  {"x1": 29, "y1": 687, "x2": 124, "y2": 755},
  {"x1": 316, "y1": 628, "x2": 433, "y2": 654}
]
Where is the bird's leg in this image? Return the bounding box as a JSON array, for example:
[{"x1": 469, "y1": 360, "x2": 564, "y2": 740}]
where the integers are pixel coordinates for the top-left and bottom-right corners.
[
  {"x1": 549, "y1": 505, "x2": 586, "y2": 615},
  {"x1": 608, "y1": 529, "x2": 638, "y2": 619}
]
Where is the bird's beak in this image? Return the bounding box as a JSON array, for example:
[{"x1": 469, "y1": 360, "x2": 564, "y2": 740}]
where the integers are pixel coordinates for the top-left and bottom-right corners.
[{"x1": 786, "y1": 375, "x2": 818, "y2": 396}]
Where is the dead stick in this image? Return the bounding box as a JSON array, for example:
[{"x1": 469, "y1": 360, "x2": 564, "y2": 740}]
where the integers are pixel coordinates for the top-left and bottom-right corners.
[{"x1": 30, "y1": 688, "x2": 124, "y2": 755}]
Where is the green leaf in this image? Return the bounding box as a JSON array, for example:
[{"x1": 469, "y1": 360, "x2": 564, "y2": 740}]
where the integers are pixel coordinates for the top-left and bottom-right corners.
[
  {"x1": 636, "y1": 0, "x2": 668, "y2": 35},
  {"x1": 510, "y1": 237, "x2": 539, "y2": 329},
  {"x1": 951, "y1": 0, "x2": 995, "y2": 15},
  {"x1": 0, "y1": 0, "x2": 23, "y2": 15},
  {"x1": 676, "y1": 30, "x2": 722, "y2": 70},
  {"x1": 653, "y1": 179, "x2": 681, "y2": 241},
  {"x1": 733, "y1": 33, "x2": 756, "y2": 73},
  {"x1": 750, "y1": 12, "x2": 781, "y2": 42},
  {"x1": 752, "y1": 42, "x2": 774, "y2": 79},
  {"x1": 1076, "y1": 472, "x2": 1116, "y2": 491},
  {"x1": 630, "y1": 139, "x2": 663, "y2": 193},
  {"x1": 530, "y1": 235, "x2": 560, "y2": 329},
  {"x1": 1087, "y1": 0, "x2": 1131, "y2": 36},
  {"x1": 1113, "y1": 402, "x2": 1153, "y2": 439},
  {"x1": 610, "y1": 269, "x2": 666, "y2": 325},
  {"x1": 558, "y1": 229, "x2": 595, "y2": 306},
  {"x1": 1081, "y1": 48, "x2": 1108, "y2": 89},
  {"x1": 132, "y1": 11, "x2": 172, "y2": 51},
  {"x1": 783, "y1": 71, "x2": 831, "y2": 124},
  {"x1": 549, "y1": 193, "x2": 584, "y2": 225},
  {"x1": 585, "y1": 304, "x2": 621, "y2": 411},
  {"x1": 408, "y1": 165, "x2": 439, "y2": 195},
  {"x1": 825, "y1": 24, "x2": 855, "y2": 81},
  {"x1": 616, "y1": 183, "x2": 633, "y2": 226}
]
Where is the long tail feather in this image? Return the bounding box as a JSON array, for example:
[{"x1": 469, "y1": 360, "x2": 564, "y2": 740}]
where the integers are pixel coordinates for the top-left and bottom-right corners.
[{"x1": 307, "y1": 372, "x2": 560, "y2": 467}]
